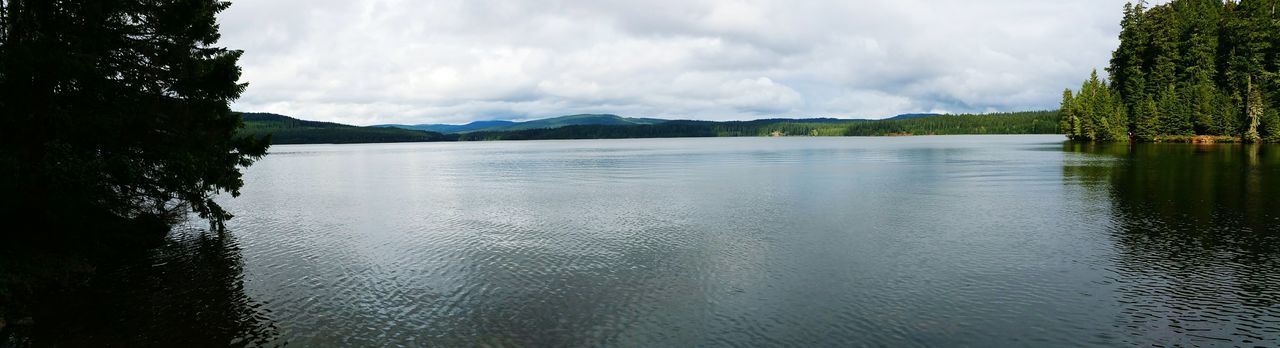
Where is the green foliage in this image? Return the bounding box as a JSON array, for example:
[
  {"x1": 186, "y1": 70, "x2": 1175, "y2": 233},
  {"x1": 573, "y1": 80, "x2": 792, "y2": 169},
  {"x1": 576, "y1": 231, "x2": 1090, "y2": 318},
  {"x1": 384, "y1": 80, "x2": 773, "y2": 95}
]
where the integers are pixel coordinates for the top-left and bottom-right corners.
[
  {"x1": 1160, "y1": 85, "x2": 1195, "y2": 135},
  {"x1": 1109, "y1": 2, "x2": 1149, "y2": 116},
  {"x1": 840, "y1": 111, "x2": 1060, "y2": 136},
  {"x1": 1135, "y1": 96, "x2": 1162, "y2": 141},
  {"x1": 1061, "y1": 70, "x2": 1129, "y2": 142},
  {"x1": 1262, "y1": 108, "x2": 1280, "y2": 143},
  {"x1": 1061, "y1": 89, "x2": 1083, "y2": 139},
  {"x1": 1074, "y1": 0, "x2": 1280, "y2": 142}
]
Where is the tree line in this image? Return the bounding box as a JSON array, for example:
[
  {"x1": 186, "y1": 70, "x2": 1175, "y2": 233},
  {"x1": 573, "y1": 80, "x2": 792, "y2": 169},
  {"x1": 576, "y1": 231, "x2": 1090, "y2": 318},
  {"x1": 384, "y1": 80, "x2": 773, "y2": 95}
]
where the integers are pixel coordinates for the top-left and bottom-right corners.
[
  {"x1": 240, "y1": 113, "x2": 453, "y2": 144},
  {"x1": 1062, "y1": 0, "x2": 1280, "y2": 142},
  {"x1": 453, "y1": 111, "x2": 1060, "y2": 141}
]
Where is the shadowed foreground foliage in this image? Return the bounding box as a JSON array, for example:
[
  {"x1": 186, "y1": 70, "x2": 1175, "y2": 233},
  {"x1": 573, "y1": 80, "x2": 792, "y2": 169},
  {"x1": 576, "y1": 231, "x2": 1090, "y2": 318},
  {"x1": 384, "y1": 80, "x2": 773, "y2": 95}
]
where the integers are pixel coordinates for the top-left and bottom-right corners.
[{"x1": 0, "y1": 0, "x2": 267, "y2": 335}]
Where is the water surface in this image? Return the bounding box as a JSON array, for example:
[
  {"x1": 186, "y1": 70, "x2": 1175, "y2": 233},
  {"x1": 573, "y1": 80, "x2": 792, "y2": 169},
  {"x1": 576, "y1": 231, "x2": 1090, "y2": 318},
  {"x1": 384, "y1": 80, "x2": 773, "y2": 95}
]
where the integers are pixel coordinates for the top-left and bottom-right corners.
[{"x1": 37, "y1": 136, "x2": 1280, "y2": 346}]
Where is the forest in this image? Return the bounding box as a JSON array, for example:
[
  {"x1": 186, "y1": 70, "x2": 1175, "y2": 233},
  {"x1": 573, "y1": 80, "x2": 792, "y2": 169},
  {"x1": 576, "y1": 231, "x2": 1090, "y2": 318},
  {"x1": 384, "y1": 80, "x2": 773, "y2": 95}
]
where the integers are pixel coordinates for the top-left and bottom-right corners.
[
  {"x1": 455, "y1": 111, "x2": 1059, "y2": 141},
  {"x1": 1061, "y1": 0, "x2": 1280, "y2": 143},
  {"x1": 238, "y1": 111, "x2": 1060, "y2": 144},
  {"x1": 240, "y1": 113, "x2": 454, "y2": 144}
]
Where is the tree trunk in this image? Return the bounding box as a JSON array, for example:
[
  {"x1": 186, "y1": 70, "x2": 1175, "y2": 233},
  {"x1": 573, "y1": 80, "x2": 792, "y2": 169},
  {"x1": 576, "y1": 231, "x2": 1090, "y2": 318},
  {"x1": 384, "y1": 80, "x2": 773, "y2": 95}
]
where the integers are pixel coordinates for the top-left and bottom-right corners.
[{"x1": 1245, "y1": 76, "x2": 1263, "y2": 143}]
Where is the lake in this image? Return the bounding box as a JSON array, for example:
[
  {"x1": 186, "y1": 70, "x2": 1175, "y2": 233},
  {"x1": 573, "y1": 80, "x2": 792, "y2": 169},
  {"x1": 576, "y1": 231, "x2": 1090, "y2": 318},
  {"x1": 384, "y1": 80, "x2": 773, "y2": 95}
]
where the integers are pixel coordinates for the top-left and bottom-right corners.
[{"x1": 26, "y1": 135, "x2": 1280, "y2": 346}]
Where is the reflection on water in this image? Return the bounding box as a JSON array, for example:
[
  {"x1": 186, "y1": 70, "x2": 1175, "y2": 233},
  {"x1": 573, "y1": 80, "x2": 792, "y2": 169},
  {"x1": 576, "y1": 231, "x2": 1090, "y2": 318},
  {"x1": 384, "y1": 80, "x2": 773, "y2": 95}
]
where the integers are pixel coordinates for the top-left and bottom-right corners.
[
  {"x1": 1064, "y1": 143, "x2": 1280, "y2": 345},
  {"x1": 9, "y1": 230, "x2": 279, "y2": 346},
  {"x1": 9, "y1": 136, "x2": 1280, "y2": 346}
]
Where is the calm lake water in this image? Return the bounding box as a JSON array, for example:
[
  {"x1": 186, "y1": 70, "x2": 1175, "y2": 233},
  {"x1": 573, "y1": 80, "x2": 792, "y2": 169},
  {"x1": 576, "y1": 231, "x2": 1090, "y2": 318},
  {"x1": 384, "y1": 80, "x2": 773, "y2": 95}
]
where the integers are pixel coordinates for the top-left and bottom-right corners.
[{"x1": 26, "y1": 136, "x2": 1280, "y2": 346}]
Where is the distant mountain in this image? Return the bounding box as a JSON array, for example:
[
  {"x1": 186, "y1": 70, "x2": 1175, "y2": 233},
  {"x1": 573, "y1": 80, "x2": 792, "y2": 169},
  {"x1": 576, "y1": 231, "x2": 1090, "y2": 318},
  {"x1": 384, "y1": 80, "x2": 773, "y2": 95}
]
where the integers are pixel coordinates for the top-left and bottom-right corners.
[
  {"x1": 379, "y1": 114, "x2": 668, "y2": 133},
  {"x1": 237, "y1": 111, "x2": 1059, "y2": 144},
  {"x1": 496, "y1": 114, "x2": 668, "y2": 131},
  {"x1": 886, "y1": 113, "x2": 943, "y2": 120},
  {"x1": 458, "y1": 111, "x2": 1060, "y2": 141},
  {"x1": 749, "y1": 117, "x2": 865, "y2": 123},
  {"x1": 375, "y1": 120, "x2": 516, "y2": 133},
  {"x1": 239, "y1": 112, "x2": 455, "y2": 144}
]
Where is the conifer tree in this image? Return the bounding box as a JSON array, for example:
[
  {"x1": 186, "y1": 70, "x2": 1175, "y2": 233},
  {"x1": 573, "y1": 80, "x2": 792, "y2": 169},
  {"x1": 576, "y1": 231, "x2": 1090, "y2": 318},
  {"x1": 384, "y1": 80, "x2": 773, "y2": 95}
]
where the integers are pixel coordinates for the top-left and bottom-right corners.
[
  {"x1": 1161, "y1": 85, "x2": 1195, "y2": 135},
  {"x1": 1077, "y1": 0, "x2": 1279, "y2": 142},
  {"x1": 1060, "y1": 89, "x2": 1082, "y2": 140},
  {"x1": 1135, "y1": 95, "x2": 1162, "y2": 140},
  {"x1": 1263, "y1": 108, "x2": 1280, "y2": 143},
  {"x1": 1110, "y1": 2, "x2": 1149, "y2": 118}
]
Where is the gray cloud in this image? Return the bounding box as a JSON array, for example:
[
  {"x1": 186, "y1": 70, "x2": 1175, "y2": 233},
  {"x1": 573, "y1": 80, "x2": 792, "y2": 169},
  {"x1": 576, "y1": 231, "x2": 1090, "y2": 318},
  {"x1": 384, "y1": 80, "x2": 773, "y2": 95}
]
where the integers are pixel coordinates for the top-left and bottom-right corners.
[{"x1": 220, "y1": 0, "x2": 1127, "y2": 125}]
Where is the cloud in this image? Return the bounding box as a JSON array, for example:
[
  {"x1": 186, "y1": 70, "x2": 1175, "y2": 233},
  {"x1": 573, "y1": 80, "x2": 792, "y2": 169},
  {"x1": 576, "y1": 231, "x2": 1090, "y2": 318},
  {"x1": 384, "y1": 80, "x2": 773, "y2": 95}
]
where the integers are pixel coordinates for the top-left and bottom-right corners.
[{"x1": 219, "y1": 0, "x2": 1127, "y2": 125}]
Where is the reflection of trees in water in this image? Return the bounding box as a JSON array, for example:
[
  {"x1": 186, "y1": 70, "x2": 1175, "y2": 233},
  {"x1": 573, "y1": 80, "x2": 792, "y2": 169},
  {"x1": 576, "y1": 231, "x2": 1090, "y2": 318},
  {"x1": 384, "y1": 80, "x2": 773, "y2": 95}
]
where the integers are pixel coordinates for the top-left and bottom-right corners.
[
  {"x1": 1063, "y1": 143, "x2": 1280, "y2": 344},
  {"x1": 22, "y1": 229, "x2": 280, "y2": 346}
]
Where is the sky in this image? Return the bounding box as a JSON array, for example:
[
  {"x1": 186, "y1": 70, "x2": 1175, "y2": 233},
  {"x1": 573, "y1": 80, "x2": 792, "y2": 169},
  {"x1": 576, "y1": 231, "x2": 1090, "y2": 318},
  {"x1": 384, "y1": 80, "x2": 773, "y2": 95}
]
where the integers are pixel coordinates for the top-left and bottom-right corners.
[{"x1": 219, "y1": 0, "x2": 1132, "y2": 125}]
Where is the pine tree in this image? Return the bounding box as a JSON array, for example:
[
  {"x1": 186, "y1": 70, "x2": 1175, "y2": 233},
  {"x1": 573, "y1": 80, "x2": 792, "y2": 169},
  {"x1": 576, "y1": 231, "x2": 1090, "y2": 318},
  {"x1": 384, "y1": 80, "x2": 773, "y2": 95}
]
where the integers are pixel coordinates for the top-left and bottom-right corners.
[
  {"x1": 1078, "y1": 78, "x2": 1098, "y2": 140},
  {"x1": 1110, "y1": 2, "x2": 1149, "y2": 119},
  {"x1": 1143, "y1": 6, "x2": 1182, "y2": 99},
  {"x1": 1160, "y1": 85, "x2": 1194, "y2": 135},
  {"x1": 1060, "y1": 89, "x2": 1082, "y2": 140},
  {"x1": 1076, "y1": 0, "x2": 1279, "y2": 142},
  {"x1": 1135, "y1": 95, "x2": 1162, "y2": 141},
  {"x1": 1190, "y1": 81, "x2": 1220, "y2": 134},
  {"x1": 1263, "y1": 108, "x2": 1280, "y2": 143},
  {"x1": 1067, "y1": 70, "x2": 1130, "y2": 142}
]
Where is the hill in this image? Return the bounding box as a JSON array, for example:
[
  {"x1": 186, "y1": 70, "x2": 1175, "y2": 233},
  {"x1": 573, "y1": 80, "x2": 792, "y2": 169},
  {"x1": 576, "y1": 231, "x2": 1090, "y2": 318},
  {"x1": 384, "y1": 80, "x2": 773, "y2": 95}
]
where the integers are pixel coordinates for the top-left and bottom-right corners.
[
  {"x1": 885, "y1": 113, "x2": 943, "y2": 120},
  {"x1": 236, "y1": 111, "x2": 1060, "y2": 144},
  {"x1": 457, "y1": 111, "x2": 1060, "y2": 140},
  {"x1": 374, "y1": 120, "x2": 516, "y2": 133},
  {"x1": 493, "y1": 114, "x2": 667, "y2": 131},
  {"x1": 380, "y1": 114, "x2": 667, "y2": 133},
  {"x1": 239, "y1": 113, "x2": 456, "y2": 144}
]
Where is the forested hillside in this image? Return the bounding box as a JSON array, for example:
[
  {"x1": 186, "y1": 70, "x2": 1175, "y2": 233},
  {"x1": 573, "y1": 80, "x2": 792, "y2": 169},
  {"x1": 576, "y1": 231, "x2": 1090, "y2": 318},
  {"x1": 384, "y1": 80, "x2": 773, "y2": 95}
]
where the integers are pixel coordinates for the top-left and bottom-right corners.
[
  {"x1": 1062, "y1": 0, "x2": 1280, "y2": 142},
  {"x1": 239, "y1": 113, "x2": 456, "y2": 144},
  {"x1": 379, "y1": 114, "x2": 666, "y2": 133},
  {"x1": 457, "y1": 111, "x2": 1059, "y2": 141}
]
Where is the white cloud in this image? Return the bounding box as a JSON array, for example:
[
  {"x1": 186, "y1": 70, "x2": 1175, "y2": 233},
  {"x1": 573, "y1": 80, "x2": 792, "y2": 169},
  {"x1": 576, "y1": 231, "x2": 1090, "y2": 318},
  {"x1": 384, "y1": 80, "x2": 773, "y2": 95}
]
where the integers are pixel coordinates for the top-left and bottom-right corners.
[{"x1": 220, "y1": 0, "x2": 1127, "y2": 125}]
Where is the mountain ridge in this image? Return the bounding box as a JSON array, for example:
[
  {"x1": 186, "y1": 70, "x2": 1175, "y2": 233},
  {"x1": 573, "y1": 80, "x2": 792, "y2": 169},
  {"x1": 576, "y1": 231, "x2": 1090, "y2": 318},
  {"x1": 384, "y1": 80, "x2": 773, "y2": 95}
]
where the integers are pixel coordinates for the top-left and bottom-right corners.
[
  {"x1": 239, "y1": 112, "x2": 454, "y2": 144},
  {"x1": 373, "y1": 113, "x2": 941, "y2": 134},
  {"x1": 376, "y1": 114, "x2": 667, "y2": 133}
]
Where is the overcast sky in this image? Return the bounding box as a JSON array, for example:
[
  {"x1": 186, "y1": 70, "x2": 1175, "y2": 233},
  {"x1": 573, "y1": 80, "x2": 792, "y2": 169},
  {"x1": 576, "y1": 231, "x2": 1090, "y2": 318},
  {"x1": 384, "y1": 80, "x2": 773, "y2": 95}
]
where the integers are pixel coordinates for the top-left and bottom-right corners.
[{"x1": 219, "y1": 0, "x2": 1131, "y2": 125}]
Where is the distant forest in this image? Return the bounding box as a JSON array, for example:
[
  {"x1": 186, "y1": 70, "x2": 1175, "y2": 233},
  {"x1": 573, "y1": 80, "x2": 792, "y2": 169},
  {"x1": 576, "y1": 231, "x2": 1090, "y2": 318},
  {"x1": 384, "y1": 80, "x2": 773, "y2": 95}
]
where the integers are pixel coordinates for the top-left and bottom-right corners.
[
  {"x1": 456, "y1": 111, "x2": 1059, "y2": 141},
  {"x1": 1061, "y1": 0, "x2": 1280, "y2": 143},
  {"x1": 238, "y1": 111, "x2": 1060, "y2": 144},
  {"x1": 240, "y1": 113, "x2": 454, "y2": 144}
]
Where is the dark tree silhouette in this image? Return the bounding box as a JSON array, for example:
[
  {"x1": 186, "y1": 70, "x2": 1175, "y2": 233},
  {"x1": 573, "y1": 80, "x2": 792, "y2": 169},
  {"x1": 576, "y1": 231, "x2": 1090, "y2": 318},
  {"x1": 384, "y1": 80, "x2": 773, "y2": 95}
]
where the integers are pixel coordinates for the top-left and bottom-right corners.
[
  {"x1": 0, "y1": 0, "x2": 267, "y2": 234},
  {"x1": 0, "y1": 0, "x2": 267, "y2": 327}
]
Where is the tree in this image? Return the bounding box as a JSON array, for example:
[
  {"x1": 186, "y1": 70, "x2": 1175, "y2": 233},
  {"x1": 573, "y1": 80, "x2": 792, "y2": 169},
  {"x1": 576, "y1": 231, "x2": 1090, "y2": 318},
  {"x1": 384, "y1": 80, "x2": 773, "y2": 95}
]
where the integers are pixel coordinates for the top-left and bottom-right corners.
[
  {"x1": 1160, "y1": 84, "x2": 1194, "y2": 135},
  {"x1": 1077, "y1": 0, "x2": 1279, "y2": 142},
  {"x1": 1263, "y1": 108, "x2": 1280, "y2": 143},
  {"x1": 1066, "y1": 70, "x2": 1129, "y2": 142},
  {"x1": 1189, "y1": 81, "x2": 1221, "y2": 134},
  {"x1": 1135, "y1": 95, "x2": 1162, "y2": 140},
  {"x1": 1060, "y1": 89, "x2": 1083, "y2": 139},
  {"x1": 1245, "y1": 76, "x2": 1265, "y2": 142},
  {"x1": 1109, "y1": 2, "x2": 1149, "y2": 119},
  {"x1": 0, "y1": 0, "x2": 268, "y2": 234}
]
